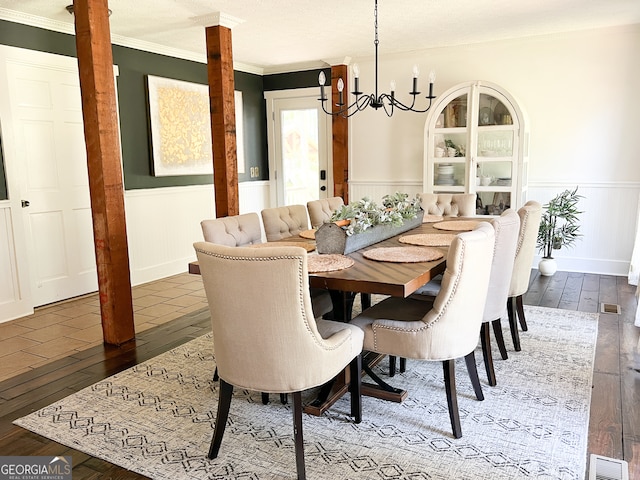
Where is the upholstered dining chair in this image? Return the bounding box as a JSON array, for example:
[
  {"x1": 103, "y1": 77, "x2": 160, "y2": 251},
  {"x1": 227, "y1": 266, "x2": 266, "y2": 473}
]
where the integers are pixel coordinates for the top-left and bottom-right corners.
[
  {"x1": 194, "y1": 242, "x2": 364, "y2": 480},
  {"x1": 410, "y1": 210, "x2": 520, "y2": 387},
  {"x1": 307, "y1": 197, "x2": 345, "y2": 228},
  {"x1": 200, "y1": 212, "x2": 331, "y2": 405},
  {"x1": 507, "y1": 200, "x2": 543, "y2": 352},
  {"x1": 203, "y1": 212, "x2": 332, "y2": 321},
  {"x1": 261, "y1": 204, "x2": 310, "y2": 241},
  {"x1": 201, "y1": 212, "x2": 263, "y2": 246},
  {"x1": 418, "y1": 193, "x2": 476, "y2": 217},
  {"x1": 350, "y1": 222, "x2": 495, "y2": 438},
  {"x1": 478, "y1": 209, "x2": 520, "y2": 385}
]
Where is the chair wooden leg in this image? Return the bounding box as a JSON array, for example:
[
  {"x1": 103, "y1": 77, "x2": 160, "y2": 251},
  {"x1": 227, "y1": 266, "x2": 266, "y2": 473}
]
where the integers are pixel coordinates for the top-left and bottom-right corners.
[
  {"x1": 261, "y1": 392, "x2": 269, "y2": 405},
  {"x1": 292, "y1": 392, "x2": 306, "y2": 480},
  {"x1": 213, "y1": 366, "x2": 219, "y2": 382},
  {"x1": 516, "y1": 295, "x2": 528, "y2": 331},
  {"x1": 349, "y1": 355, "x2": 362, "y2": 424},
  {"x1": 464, "y1": 351, "x2": 484, "y2": 401},
  {"x1": 480, "y1": 323, "x2": 497, "y2": 386},
  {"x1": 389, "y1": 355, "x2": 397, "y2": 377},
  {"x1": 399, "y1": 357, "x2": 406, "y2": 373},
  {"x1": 208, "y1": 379, "x2": 233, "y2": 459},
  {"x1": 507, "y1": 297, "x2": 522, "y2": 351},
  {"x1": 280, "y1": 393, "x2": 288, "y2": 404},
  {"x1": 361, "y1": 293, "x2": 371, "y2": 310},
  {"x1": 491, "y1": 318, "x2": 508, "y2": 360},
  {"x1": 442, "y1": 359, "x2": 462, "y2": 439}
]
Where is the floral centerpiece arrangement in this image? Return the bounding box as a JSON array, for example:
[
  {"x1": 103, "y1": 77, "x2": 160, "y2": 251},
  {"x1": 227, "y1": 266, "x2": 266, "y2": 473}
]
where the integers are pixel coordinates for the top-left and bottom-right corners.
[{"x1": 330, "y1": 192, "x2": 422, "y2": 236}]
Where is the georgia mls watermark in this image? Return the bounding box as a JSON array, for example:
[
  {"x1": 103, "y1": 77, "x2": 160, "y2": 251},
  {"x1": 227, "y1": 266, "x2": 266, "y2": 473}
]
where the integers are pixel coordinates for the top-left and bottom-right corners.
[{"x1": 0, "y1": 456, "x2": 72, "y2": 480}]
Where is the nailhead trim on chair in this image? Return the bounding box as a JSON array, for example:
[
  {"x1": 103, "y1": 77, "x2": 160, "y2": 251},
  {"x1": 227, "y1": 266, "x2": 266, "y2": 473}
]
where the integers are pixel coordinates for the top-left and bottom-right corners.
[{"x1": 194, "y1": 247, "x2": 350, "y2": 351}]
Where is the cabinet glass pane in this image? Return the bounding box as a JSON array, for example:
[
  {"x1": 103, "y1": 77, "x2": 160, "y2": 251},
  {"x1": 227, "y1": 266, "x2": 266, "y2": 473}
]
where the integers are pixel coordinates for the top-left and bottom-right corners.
[
  {"x1": 478, "y1": 93, "x2": 513, "y2": 126},
  {"x1": 478, "y1": 130, "x2": 514, "y2": 157},
  {"x1": 437, "y1": 94, "x2": 467, "y2": 128},
  {"x1": 433, "y1": 132, "x2": 466, "y2": 158},
  {"x1": 434, "y1": 162, "x2": 465, "y2": 187},
  {"x1": 476, "y1": 192, "x2": 511, "y2": 215},
  {"x1": 476, "y1": 161, "x2": 512, "y2": 186}
]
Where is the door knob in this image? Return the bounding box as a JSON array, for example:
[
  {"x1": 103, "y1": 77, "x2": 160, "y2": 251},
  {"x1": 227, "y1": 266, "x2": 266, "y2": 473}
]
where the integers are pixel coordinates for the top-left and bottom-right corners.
[{"x1": 21, "y1": 200, "x2": 30, "y2": 208}]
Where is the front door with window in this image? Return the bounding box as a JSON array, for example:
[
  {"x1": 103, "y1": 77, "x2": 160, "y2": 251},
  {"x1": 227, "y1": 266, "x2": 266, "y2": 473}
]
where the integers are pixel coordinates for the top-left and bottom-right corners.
[{"x1": 265, "y1": 88, "x2": 332, "y2": 207}]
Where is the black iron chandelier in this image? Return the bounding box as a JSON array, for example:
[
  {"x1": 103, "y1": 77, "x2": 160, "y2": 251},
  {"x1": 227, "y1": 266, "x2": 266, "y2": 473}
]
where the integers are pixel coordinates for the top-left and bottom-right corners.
[{"x1": 318, "y1": 0, "x2": 436, "y2": 118}]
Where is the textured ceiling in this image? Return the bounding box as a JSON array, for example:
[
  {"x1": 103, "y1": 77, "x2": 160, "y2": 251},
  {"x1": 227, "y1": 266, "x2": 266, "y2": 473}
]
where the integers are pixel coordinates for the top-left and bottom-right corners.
[{"x1": 0, "y1": 0, "x2": 639, "y2": 73}]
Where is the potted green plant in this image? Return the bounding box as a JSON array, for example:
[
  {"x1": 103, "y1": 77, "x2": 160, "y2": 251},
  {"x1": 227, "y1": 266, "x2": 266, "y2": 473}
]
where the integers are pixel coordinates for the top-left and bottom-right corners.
[{"x1": 536, "y1": 186, "x2": 583, "y2": 276}]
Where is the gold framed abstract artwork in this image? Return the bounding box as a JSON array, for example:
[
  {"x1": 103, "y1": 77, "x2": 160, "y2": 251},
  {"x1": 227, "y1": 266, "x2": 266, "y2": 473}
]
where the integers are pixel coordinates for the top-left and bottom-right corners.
[{"x1": 146, "y1": 75, "x2": 245, "y2": 176}]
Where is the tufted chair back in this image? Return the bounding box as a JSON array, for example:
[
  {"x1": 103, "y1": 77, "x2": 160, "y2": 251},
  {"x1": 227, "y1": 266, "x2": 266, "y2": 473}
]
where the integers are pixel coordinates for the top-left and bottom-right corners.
[
  {"x1": 509, "y1": 201, "x2": 543, "y2": 298},
  {"x1": 484, "y1": 209, "x2": 521, "y2": 322},
  {"x1": 201, "y1": 213, "x2": 263, "y2": 246},
  {"x1": 506, "y1": 200, "x2": 543, "y2": 352},
  {"x1": 261, "y1": 205, "x2": 309, "y2": 241},
  {"x1": 418, "y1": 193, "x2": 476, "y2": 217},
  {"x1": 307, "y1": 197, "x2": 345, "y2": 228}
]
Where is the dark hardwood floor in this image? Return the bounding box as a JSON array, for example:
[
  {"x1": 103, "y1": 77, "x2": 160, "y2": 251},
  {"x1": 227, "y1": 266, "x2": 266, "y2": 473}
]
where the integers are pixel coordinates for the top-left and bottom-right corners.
[{"x1": 0, "y1": 271, "x2": 638, "y2": 479}]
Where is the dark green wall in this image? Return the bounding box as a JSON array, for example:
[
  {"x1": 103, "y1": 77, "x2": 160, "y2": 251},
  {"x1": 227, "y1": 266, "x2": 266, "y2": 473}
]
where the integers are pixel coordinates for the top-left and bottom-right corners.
[
  {"x1": 0, "y1": 19, "x2": 268, "y2": 194},
  {"x1": 263, "y1": 69, "x2": 328, "y2": 91},
  {"x1": 114, "y1": 45, "x2": 267, "y2": 188}
]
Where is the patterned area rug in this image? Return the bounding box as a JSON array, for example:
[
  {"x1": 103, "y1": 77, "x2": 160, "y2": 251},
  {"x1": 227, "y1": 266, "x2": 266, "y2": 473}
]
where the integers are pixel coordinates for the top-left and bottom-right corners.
[{"x1": 14, "y1": 306, "x2": 598, "y2": 480}]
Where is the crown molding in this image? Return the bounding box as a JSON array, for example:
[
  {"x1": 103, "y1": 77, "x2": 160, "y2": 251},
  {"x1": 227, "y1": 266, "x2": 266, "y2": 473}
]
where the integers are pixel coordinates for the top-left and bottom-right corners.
[
  {"x1": 0, "y1": 8, "x2": 262, "y2": 75},
  {"x1": 189, "y1": 12, "x2": 244, "y2": 29}
]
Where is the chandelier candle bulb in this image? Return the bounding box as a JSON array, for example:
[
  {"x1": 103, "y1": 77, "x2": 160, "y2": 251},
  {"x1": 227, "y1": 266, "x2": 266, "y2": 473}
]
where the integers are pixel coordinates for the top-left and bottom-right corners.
[
  {"x1": 412, "y1": 65, "x2": 419, "y2": 94},
  {"x1": 353, "y1": 64, "x2": 361, "y2": 94},
  {"x1": 337, "y1": 77, "x2": 344, "y2": 105},
  {"x1": 318, "y1": 71, "x2": 326, "y2": 100},
  {"x1": 429, "y1": 71, "x2": 436, "y2": 97}
]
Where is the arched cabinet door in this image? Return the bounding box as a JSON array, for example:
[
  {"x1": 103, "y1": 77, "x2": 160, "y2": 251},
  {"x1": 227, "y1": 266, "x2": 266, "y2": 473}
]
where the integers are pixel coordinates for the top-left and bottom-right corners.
[{"x1": 423, "y1": 81, "x2": 529, "y2": 214}]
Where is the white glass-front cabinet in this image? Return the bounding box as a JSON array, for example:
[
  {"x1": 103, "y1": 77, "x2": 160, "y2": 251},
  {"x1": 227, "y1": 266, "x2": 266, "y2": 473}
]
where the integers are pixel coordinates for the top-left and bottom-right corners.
[{"x1": 423, "y1": 81, "x2": 529, "y2": 214}]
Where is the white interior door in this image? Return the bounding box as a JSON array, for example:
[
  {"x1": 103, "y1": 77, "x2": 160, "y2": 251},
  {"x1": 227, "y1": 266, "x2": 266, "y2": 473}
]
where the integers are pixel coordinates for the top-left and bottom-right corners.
[
  {"x1": 266, "y1": 88, "x2": 332, "y2": 207},
  {"x1": 6, "y1": 59, "x2": 97, "y2": 307}
]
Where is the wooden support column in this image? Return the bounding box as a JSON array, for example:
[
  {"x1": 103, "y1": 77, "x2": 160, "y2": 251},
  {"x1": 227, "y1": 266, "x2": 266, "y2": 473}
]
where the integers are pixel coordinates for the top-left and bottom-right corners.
[
  {"x1": 205, "y1": 25, "x2": 239, "y2": 217},
  {"x1": 331, "y1": 65, "x2": 349, "y2": 204},
  {"x1": 72, "y1": 0, "x2": 134, "y2": 345}
]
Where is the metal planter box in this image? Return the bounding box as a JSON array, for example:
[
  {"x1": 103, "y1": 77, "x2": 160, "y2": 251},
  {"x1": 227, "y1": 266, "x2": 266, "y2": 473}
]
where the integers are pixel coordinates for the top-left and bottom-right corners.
[{"x1": 315, "y1": 211, "x2": 424, "y2": 255}]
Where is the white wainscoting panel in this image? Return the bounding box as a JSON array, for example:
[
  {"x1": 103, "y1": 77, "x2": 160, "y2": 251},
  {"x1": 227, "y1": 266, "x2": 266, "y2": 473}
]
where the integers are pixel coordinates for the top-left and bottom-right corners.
[
  {"x1": 529, "y1": 182, "x2": 640, "y2": 276},
  {"x1": 125, "y1": 185, "x2": 215, "y2": 286},
  {"x1": 239, "y1": 180, "x2": 270, "y2": 214},
  {"x1": 349, "y1": 180, "x2": 423, "y2": 205},
  {"x1": 125, "y1": 181, "x2": 270, "y2": 286},
  {"x1": 350, "y1": 180, "x2": 639, "y2": 276}
]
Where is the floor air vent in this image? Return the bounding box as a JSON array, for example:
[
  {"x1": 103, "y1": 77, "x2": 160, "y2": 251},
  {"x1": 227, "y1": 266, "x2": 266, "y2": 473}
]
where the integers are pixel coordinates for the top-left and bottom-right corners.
[
  {"x1": 600, "y1": 303, "x2": 621, "y2": 314},
  {"x1": 588, "y1": 454, "x2": 629, "y2": 480}
]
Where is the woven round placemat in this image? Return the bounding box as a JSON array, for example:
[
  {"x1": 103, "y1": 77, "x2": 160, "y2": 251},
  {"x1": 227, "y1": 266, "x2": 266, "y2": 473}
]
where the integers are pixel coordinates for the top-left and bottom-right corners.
[
  {"x1": 307, "y1": 254, "x2": 354, "y2": 273},
  {"x1": 299, "y1": 229, "x2": 316, "y2": 240},
  {"x1": 363, "y1": 246, "x2": 444, "y2": 263},
  {"x1": 422, "y1": 214, "x2": 444, "y2": 223},
  {"x1": 433, "y1": 220, "x2": 480, "y2": 232},
  {"x1": 249, "y1": 241, "x2": 316, "y2": 252},
  {"x1": 399, "y1": 233, "x2": 457, "y2": 247}
]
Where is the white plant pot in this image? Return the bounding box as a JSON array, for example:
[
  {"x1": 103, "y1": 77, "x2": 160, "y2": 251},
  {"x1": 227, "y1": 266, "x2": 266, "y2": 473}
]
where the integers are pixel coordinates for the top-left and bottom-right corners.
[{"x1": 538, "y1": 257, "x2": 557, "y2": 276}]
